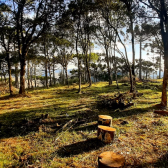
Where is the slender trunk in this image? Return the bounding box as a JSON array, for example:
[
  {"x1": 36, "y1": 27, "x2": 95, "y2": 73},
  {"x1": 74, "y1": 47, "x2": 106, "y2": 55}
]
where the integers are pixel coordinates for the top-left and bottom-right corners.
[
  {"x1": 113, "y1": 36, "x2": 119, "y2": 89},
  {"x1": 30, "y1": 66, "x2": 33, "y2": 88},
  {"x1": 139, "y1": 39, "x2": 142, "y2": 80},
  {"x1": 53, "y1": 64, "x2": 55, "y2": 85},
  {"x1": 85, "y1": 42, "x2": 92, "y2": 87},
  {"x1": 27, "y1": 60, "x2": 30, "y2": 89},
  {"x1": 45, "y1": 61, "x2": 48, "y2": 88},
  {"x1": 19, "y1": 58, "x2": 26, "y2": 94},
  {"x1": 48, "y1": 65, "x2": 52, "y2": 86},
  {"x1": 85, "y1": 56, "x2": 92, "y2": 87},
  {"x1": 129, "y1": 68, "x2": 133, "y2": 92},
  {"x1": 65, "y1": 65, "x2": 69, "y2": 87},
  {"x1": 15, "y1": 64, "x2": 19, "y2": 88},
  {"x1": 78, "y1": 58, "x2": 81, "y2": 93},
  {"x1": 130, "y1": 17, "x2": 136, "y2": 88},
  {"x1": 63, "y1": 66, "x2": 65, "y2": 85},
  {"x1": 106, "y1": 48, "x2": 112, "y2": 85},
  {"x1": 3, "y1": 73, "x2": 6, "y2": 83},
  {"x1": 44, "y1": 40, "x2": 48, "y2": 88},
  {"x1": 161, "y1": 55, "x2": 168, "y2": 107},
  {"x1": 159, "y1": 51, "x2": 161, "y2": 79},
  {"x1": 7, "y1": 53, "x2": 13, "y2": 95},
  {"x1": 34, "y1": 64, "x2": 36, "y2": 88},
  {"x1": 94, "y1": 68, "x2": 96, "y2": 83}
]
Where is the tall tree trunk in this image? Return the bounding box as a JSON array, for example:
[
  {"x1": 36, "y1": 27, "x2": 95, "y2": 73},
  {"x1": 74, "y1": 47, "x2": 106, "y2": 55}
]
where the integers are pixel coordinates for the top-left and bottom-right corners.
[
  {"x1": 27, "y1": 60, "x2": 30, "y2": 89},
  {"x1": 77, "y1": 57, "x2": 81, "y2": 94},
  {"x1": 45, "y1": 60, "x2": 48, "y2": 88},
  {"x1": 19, "y1": 58, "x2": 26, "y2": 94},
  {"x1": 7, "y1": 53, "x2": 13, "y2": 95},
  {"x1": 48, "y1": 64, "x2": 52, "y2": 86},
  {"x1": 139, "y1": 39, "x2": 142, "y2": 80},
  {"x1": 159, "y1": 51, "x2": 161, "y2": 79},
  {"x1": 65, "y1": 65, "x2": 69, "y2": 87},
  {"x1": 53, "y1": 64, "x2": 55, "y2": 85},
  {"x1": 85, "y1": 56, "x2": 92, "y2": 87},
  {"x1": 113, "y1": 37, "x2": 119, "y2": 89},
  {"x1": 30, "y1": 66, "x2": 33, "y2": 88},
  {"x1": 106, "y1": 48, "x2": 112, "y2": 85},
  {"x1": 34, "y1": 64, "x2": 36, "y2": 88},
  {"x1": 63, "y1": 66, "x2": 65, "y2": 85},
  {"x1": 15, "y1": 64, "x2": 19, "y2": 88},
  {"x1": 3, "y1": 73, "x2": 6, "y2": 83},
  {"x1": 130, "y1": 17, "x2": 136, "y2": 88},
  {"x1": 161, "y1": 55, "x2": 168, "y2": 107}
]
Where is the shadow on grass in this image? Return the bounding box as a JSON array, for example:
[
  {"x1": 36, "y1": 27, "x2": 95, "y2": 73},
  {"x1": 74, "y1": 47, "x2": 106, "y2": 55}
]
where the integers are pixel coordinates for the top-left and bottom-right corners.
[
  {"x1": 136, "y1": 152, "x2": 168, "y2": 168},
  {"x1": 0, "y1": 99, "x2": 162, "y2": 139},
  {"x1": 0, "y1": 83, "x2": 162, "y2": 140},
  {"x1": 56, "y1": 138, "x2": 105, "y2": 157}
]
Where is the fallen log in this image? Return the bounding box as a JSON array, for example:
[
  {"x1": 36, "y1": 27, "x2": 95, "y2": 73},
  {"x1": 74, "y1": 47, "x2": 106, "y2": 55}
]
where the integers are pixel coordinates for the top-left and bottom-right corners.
[
  {"x1": 97, "y1": 125, "x2": 116, "y2": 144},
  {"x1": 98, "y1": 151, "x2": 125, "y2": 168},
  {"x1": 154, "y1": 110, "x2": 168, "y2": 116},
  {"x1": 98, "y1": 115, "x2": 112, "y2": 127}
]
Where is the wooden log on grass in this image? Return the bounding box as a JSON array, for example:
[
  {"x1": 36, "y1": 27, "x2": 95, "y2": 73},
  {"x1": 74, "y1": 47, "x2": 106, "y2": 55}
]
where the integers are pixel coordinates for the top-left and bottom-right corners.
[
  {"x1": 97, "y1": 125, "x2": 116, "y2": 144},
  {"x1": 98, "y1": 115, "x2": 112, "y2": 127},
  {"x1": 98, "y1": 151, "x2": 125, "y2": 168},
  {"x1": 154, "y1": 110, "x2": 168, "y2": 116}
]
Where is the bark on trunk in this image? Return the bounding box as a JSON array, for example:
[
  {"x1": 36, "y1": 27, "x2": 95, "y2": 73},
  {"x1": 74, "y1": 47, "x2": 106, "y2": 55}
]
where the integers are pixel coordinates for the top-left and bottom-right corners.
[
  {"x1": 19, "y1": 58, "x2": 26, "y2": 94},
  {"x1": 106, "y1": 48, "x2": 112, "y2": 85},
  {"x1": 139, "y1": 39, "x2": 142, "y2": 80},
  {"x1": 97, "y1": 125, "x2": 116, "y2": 144},
  {"x1": 130, "y1": 16, "x2": 136, "y2": 87},
  {"x1": 7, "y1": 53, "x2": 13, "y2": 95},
  {"x1": 65, "y1": 65, "x2": 69, "y2": 87},
  {"x1": 48, "y1": 65, "x2": 52, "y2": 86},
  {"x1": 53, "y1": 64, "x2": 55, "y2": 85},
  {"x1": 161, "y1": 56, "x2": 168, "y2": 107},
  {"x1": 129, "y1": 68, "x2": 134, "y2": 93},
  {"x1": 44, "y1": 42, "x2": 48, "y2": 88},
  {"x1": 98, "y1": 115, "x2": 112, "y2": 127},
  {"x1": 159, "y1": 51, "x2": 161, "y2": 79},
  {"x1": 27, "y1": 60, "x2": 30, "y2": 89},
  {"x1": 30, "y1": 66, "x2": 33, "y2": 88},
  {"x1": 15, "y1": 64, "x2": 19, "y2": 88},
  {"x1": 85, "y1": 56, "x2": 92, "y2": 87},
  {"x1": 34, "y1": 64, "x2": 36, "y2": 88}
]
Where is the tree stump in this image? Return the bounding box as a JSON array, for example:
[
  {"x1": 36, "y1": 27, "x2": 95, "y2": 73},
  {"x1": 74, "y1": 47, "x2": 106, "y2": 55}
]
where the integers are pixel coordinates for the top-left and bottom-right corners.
[
  {"x1": 98, "y1": 151, "x2": 125, "y2": 168},
  {"x1": 98, "y1": 115, "x2": 112, "y2": 127},
  {"x1": 97, "y1": 125, "x2": 116, "y2": 143}
]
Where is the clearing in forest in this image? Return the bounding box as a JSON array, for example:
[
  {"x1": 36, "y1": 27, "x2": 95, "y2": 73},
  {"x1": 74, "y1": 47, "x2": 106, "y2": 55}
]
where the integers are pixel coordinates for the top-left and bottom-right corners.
[{"x1": 0, "y1": 81, "x2": 168, "y2": 168}]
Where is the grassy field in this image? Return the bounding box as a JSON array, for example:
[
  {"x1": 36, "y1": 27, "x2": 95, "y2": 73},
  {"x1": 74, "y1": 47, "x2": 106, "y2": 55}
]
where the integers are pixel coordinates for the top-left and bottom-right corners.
[{"x1": 0, "y1": 81, "x2": 168, "y2": 168}]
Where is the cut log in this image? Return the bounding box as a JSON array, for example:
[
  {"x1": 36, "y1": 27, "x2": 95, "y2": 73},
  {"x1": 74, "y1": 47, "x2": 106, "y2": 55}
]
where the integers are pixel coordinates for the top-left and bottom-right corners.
[
  {"x1": 98, "y1": 115, "x2": 112, "y2": 127},
  {"x1": 154, "y1": 110, "x2": 168, "y2": 116},
  {"x1": 97, "y1": 125, "x2": 116, "y2": 143},
  {"x1": 98, "y1": 151, "x2": 125, "y2": 168}
]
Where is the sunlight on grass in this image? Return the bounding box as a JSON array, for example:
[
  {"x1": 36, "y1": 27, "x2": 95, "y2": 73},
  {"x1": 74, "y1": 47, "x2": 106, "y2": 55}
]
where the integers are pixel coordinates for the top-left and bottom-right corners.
[{"x1": 0, "y1": 81, "x2": 168, "y2": 167}]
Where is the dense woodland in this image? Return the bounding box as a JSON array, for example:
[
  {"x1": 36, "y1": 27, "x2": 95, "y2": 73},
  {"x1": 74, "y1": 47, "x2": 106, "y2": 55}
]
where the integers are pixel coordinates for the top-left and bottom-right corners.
[{"x1": 0, "y1": 0, "x2": 168, "y2": 168}]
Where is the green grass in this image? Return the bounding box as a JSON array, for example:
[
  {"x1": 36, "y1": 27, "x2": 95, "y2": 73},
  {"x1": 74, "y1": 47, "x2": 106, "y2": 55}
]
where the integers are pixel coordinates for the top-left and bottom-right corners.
[{"x1": 0, "y1": 81, "x2": 168, "y2": 167}]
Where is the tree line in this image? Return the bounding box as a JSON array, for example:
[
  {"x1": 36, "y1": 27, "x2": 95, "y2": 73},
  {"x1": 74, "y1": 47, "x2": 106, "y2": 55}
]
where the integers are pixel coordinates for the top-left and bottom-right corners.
[{"x1": 0, "y1": 0, "x2": 167, "y2": 106}]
